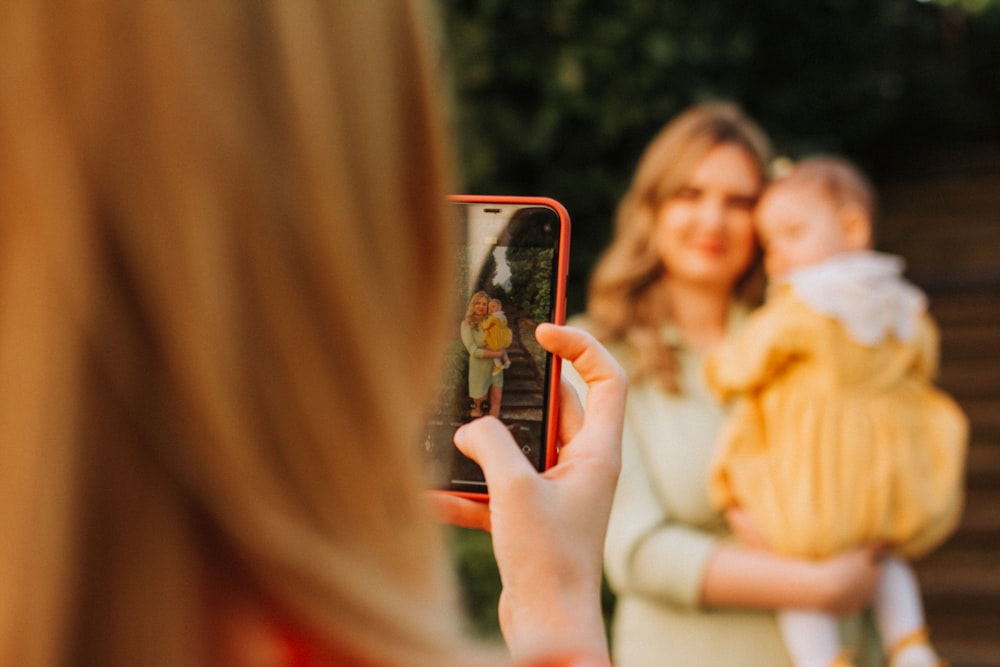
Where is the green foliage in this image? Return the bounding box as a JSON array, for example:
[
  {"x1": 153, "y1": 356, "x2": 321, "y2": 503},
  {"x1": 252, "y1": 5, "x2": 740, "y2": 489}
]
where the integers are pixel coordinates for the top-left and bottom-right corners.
[
  {"x1": 435, "y1": 339, "x2": 471, "y2": 416},
  {"x1": 449, "y1": 526, "x2": 618, "y2": 644},
  {"x1": 506, "y1": 246, "x2": 554, "y2": 324},
  {"x1": 449, "y1": 527, "x2": 503, "y2": 639},
  {"x1": 517, "y1": 316, "x2": 547, "y2": 377}
]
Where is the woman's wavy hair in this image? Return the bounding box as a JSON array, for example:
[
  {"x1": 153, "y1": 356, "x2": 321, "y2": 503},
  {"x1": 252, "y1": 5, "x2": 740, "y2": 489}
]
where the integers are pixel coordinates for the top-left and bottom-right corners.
[
  {"x1": 463, "y1": 291, "x2": 490, "y2": 329},
  {"x1": 586, "y1": 102, "x2": 772, "y2": 393},
  {"x1": 0, "y1": 2, "x2": 493, "y2": 666}
]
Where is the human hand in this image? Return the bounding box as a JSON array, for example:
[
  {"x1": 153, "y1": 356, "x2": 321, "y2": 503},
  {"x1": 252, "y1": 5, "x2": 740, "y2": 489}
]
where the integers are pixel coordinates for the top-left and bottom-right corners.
[
  {"x1": 814, "y1": 544, "x2": 886, "y2": 614},
  {"x1": 432, "y1": 324, "x2": 625, "y2": 662},
  {"x1": 725, "y1": 506, "x2": 771, "y2": 550}
]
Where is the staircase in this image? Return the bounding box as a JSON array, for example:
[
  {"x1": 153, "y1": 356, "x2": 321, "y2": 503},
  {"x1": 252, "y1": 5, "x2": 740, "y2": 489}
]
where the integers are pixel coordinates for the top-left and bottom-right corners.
[
  {"x1": 496, "y1": 309, "x2": 549, "y2": 465},
  {"x1": 878, "y1": 148, "x2": 1000, "y2": 667},
  {"x1": 423, "y1": 306, "x2": 551, "y2": 486}
]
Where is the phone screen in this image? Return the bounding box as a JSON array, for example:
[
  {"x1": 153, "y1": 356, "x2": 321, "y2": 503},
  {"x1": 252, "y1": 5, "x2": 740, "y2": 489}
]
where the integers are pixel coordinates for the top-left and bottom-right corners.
[{"x1": 421, "y1": 196, "x2": 569, "y2": 498}]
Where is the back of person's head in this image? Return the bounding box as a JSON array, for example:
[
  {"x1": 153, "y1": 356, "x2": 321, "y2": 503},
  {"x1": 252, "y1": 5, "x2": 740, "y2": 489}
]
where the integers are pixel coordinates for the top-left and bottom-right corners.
[
  {"x1": 0, "y1": 2, "x2": 479, "y2": 665},
  {"x1": 586, "y1": 102, "x2": 772, "y2": 390}
]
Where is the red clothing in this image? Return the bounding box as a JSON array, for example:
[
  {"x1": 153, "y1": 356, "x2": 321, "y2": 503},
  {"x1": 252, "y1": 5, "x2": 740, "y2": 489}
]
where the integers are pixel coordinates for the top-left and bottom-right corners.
[{"x1": 271, "y1": 621, "x2": 602, "y2": 667}]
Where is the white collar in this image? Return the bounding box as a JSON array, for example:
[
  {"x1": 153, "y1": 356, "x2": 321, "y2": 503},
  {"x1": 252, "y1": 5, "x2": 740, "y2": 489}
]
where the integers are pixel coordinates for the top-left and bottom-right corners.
[{"x1": 776, "y1": 251, "x2": 927, "y2": 346}]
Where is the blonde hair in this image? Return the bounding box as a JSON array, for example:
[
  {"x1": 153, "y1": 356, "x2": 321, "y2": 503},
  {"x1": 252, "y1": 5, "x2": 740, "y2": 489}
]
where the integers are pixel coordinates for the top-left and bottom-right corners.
[
  {"x1": 464, "y1": 291, "x2": 490, "y2": 329},
  {"x1": 586, "y1": 103, "x2": 772, "y2": 392},
  {"x1": 0, "y1": 1, "x2": 489, "y2": 666}
]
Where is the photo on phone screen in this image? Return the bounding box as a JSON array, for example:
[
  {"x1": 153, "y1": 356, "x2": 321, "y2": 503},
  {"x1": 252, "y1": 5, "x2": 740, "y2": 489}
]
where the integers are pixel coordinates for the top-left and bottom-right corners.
[{"x1": 420, "y1": 196, "x2": 569, "y2": 498}]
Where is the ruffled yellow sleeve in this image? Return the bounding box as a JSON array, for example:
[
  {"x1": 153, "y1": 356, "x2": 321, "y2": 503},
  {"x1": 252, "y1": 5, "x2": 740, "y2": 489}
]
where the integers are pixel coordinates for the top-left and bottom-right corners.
[
  {"x1": 912, "y1": 312, "x2": 942, "y2": 382},
  {"x1": 704, "y1": 289, "x2": 812, "y2": 402}
]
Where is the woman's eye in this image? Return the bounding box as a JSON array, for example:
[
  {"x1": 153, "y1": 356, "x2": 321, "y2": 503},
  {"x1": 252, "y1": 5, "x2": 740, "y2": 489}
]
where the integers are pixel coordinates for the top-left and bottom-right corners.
[
  {"x1": 727, "y1": 195, "x2": 757, "y2": 211},
  {"x1": 673, "y1": 186, "x2": 700, "y2": 201}
]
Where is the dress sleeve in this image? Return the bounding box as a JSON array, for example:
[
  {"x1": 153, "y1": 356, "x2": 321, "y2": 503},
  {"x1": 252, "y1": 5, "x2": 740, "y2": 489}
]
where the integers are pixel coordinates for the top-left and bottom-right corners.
[
  {"x1": 912, "y1": 312, "x2": 941, "y2": 381},
  {"x1": 460, "y1": 321, "x2": 486, "y2": 359},
  {"x1": 603, "y1": 415, "x2": 718, "y2": 609},
  {"x1": 704, "y1": 294, "x2": 808, "y2": 401}
]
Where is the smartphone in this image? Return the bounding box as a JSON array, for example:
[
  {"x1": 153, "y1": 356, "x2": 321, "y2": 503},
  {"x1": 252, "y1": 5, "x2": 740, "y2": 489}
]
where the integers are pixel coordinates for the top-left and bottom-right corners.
[{"x1": 420, "y1": 195, "x2": 570, "y2": 500}]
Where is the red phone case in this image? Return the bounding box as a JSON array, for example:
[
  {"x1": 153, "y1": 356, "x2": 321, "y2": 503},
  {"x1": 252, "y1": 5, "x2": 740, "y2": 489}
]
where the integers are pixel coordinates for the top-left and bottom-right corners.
[{"x1": 443, "y1": 195, "x2": 570, "y2": 502}]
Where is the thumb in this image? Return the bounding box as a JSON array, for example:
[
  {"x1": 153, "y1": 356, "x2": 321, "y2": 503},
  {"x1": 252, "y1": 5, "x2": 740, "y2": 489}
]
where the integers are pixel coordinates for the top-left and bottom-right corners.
[{"x1": 453, "y1": 417, "x2": 537, "y2": 492}]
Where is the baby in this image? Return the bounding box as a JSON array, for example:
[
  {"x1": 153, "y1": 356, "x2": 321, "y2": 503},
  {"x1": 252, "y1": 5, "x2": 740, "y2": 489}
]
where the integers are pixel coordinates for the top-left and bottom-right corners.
[
  {"x1": 482, "y1": 298, "x2": 512, "y2": 376},
  {"x1": 706, "y1": 156, "x2": 967, "y2": 667}
]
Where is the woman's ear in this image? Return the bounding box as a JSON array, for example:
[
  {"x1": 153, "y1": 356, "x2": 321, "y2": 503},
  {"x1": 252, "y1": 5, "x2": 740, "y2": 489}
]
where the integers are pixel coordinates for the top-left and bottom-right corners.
[{"x1": 839, "y1": 203, "x2": 873, "y2": 250}]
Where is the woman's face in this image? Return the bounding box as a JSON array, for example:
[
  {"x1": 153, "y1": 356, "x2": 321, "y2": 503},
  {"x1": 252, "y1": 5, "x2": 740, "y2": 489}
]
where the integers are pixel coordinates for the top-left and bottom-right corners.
[
  {"x1": 654, "y1": 143, "x2": 762, "y2": 293},
  {"x1": 472, "y1": 296, "x2": 488, "y2": 318}
]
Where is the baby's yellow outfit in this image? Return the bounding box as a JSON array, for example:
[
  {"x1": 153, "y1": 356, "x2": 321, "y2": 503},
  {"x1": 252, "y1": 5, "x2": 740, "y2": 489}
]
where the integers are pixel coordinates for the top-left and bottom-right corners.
[
  {"x1": 482, "y1": 312, "x2": 513, "y2": 352},
  {"x1": 706, "y1": 251, "x2": 967, "y2": 560}
]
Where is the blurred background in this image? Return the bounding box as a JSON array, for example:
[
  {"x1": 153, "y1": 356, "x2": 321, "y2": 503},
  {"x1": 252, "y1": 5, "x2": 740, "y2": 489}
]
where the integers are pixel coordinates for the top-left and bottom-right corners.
[{"x1": 434, "y1": 1, "x2": 1000, "y2": 665}]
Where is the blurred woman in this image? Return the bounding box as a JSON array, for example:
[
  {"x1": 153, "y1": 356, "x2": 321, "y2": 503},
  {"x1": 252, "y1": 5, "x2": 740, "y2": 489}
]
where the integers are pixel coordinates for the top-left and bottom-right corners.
[
  {"x1": 571, "y1": 103, "x2": 885, "y2": 666},
  {"x1": 0, "y1": 2, "x2": 624, "y2": 666}
]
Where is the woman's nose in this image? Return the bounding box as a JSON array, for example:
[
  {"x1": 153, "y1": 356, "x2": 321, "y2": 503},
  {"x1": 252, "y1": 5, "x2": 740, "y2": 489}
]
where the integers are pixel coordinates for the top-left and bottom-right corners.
[{"x1": 697, "y1": 196, "x2": 726, "y2": 229}]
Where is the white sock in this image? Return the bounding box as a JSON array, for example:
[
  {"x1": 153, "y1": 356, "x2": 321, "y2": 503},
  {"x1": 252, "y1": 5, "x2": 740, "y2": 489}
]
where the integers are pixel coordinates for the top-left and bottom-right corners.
[
  {"x1": 874, "y1": 557, "x2": 940, "y2": 667},
  {"x1": 893, "y1": 644, "x2": 939, "y2": 667},
  {"x1": 778, "y1": 609, "x2": 843, "y2": 667}
]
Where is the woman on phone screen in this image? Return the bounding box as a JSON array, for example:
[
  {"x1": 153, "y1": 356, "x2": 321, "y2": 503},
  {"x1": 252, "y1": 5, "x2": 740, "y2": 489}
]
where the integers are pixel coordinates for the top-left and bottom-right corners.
[
  {"x1": 461, "y1": 291, "x2": 506, "y2": 418},
  {"x1": 568, "y1": 103, "x2": 885, "y2": 666}
]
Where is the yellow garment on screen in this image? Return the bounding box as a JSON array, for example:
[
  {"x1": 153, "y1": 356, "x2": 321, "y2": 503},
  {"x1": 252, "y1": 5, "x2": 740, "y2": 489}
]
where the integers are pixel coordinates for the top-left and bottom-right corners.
[{"x1": 482, "y1": 313, "x2": 513, "y2": 351}]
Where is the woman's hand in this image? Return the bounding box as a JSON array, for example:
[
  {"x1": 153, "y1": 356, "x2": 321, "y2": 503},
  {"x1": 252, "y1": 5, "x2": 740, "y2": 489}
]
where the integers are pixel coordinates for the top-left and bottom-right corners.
[
  {"x1": 724, "y1": 506, "x2": 770, "y2": 550},
  {"x1": 813, "y1": 544, "x2": 886, "y2": 614},
  {"x1": 432, "y1": 324, "x2": 626, "y2": 662}
]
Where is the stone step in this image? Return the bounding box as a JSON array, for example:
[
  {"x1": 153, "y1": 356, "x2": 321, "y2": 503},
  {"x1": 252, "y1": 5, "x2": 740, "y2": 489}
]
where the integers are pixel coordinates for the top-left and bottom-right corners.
[
  {"x1": 916, "y1": 544, "x2": 1000, "y2": 599},
  {"x1": 939, "y1": 324, "x2": 1000, "y2": 362},
  {"x1": 938, "y1": 364, "x2": 1000, "y2": 399},
  {"x1": 925, "y1": 601, "x2": 1000, "y2": 655},
  {"x1": 964, "y1": 442, "x2": 1000, "y2": 490},
  {"x1": 500, "y1": 407, "x2": 543, "y2": 422},
  {"x1": 959, "y1": 399, "x2": 1000, "y2": 434},
  {"x1": 499, "y1": 391, "x2": 544, "y2": 408},
  {"x1": 926, "y1": 287, "x2": 1000, "y2": 325},
  {"x1": 931, "y1": 621, "x2": 1000, "y2": 667},
  {"x1": 920, "y1": 557, "x2": 1000, "y2": 666},
  {"x1": 950, "y1": 488, "x2": 1000, "y2": 545},
  {"x1": 502, "y1": 376, "x2": 544, "y2": 392}
]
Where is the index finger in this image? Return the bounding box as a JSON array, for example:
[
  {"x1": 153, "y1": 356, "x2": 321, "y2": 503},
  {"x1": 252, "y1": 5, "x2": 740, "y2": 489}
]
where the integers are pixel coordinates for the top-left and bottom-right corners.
[{"x1": 426, "y1": 491, "x2": 492, "y2": 532}]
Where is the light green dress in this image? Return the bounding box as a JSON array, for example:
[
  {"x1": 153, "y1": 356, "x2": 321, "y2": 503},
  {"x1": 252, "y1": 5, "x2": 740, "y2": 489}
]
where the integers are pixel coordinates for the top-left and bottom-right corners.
[
  {"x1": 565, "y1": 308, "x2": 882, "y2": 667},
  {"x1": 461, "y1": 319, "x2": 502, "y2": 399}
]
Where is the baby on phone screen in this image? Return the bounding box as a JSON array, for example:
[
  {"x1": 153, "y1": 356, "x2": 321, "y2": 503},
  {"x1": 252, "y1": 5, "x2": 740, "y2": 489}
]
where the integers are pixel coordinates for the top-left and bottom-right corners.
[{"x1": 482, "y1": 298, "x2": 513, "y2": 376}]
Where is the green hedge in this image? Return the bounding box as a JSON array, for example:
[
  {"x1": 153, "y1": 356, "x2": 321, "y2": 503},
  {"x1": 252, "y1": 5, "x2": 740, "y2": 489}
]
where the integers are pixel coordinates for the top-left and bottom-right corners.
[{"x1": 450, "y1": 526, "x2": 617, "y2": 643}]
